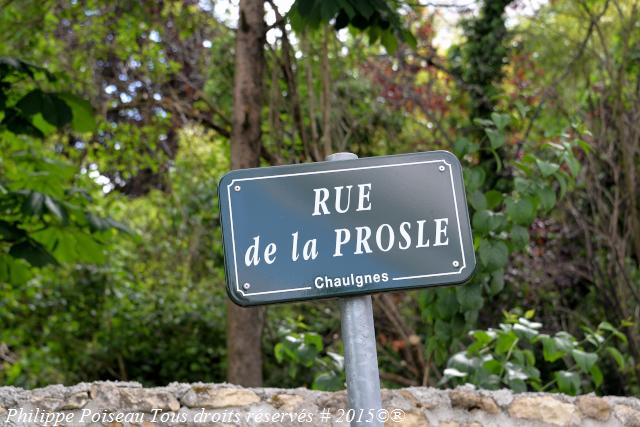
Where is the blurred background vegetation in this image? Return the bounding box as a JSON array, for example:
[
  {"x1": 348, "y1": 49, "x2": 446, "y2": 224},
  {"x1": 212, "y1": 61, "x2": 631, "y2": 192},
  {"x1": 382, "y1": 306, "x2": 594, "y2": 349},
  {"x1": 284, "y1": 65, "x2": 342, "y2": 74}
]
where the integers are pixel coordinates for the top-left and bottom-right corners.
[{"x1": 0, "y1": 0, "x2": 638, "y2": 397}]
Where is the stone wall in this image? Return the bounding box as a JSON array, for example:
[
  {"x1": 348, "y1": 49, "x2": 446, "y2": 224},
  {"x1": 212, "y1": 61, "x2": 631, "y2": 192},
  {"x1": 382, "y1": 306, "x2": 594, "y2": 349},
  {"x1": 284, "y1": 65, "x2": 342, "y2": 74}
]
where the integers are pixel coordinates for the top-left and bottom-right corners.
[{"x1": 0, "y1": 382, "x2": 639, "y2": 426}]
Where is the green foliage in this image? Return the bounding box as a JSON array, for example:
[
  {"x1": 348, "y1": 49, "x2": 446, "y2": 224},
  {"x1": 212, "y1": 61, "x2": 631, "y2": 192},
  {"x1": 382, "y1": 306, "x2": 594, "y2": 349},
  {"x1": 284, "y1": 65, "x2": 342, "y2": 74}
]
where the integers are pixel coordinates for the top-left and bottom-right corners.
[
  {"x1": 1, "y1": 125, "x2": 230, "y2": 387},
  {"x1": 443, "y1": 310, "x2": 629, "y2": 395},
  {"x1": 452, "y1": 0, "x2": 513, "y2": 120},
  {"x1": 273, "y1": 318, "x2": 345, "y2": 391},
  {"x1": 0, "y1": 57, "x2": 120, "y2": 287},
  {"x1": 419, "y1": 114, "x2": 585, "y2": 367},
  {"x1": 289, "y1": 0, "x2": 416, "y2": 52}
]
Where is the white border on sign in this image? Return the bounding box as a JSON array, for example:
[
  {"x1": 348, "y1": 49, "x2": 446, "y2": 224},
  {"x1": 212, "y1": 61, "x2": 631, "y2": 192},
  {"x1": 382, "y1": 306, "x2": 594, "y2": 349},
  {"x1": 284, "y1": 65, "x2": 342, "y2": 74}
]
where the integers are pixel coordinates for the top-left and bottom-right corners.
[{"x1": 226, "y1": 159, "x2": 467, "y2": 297}]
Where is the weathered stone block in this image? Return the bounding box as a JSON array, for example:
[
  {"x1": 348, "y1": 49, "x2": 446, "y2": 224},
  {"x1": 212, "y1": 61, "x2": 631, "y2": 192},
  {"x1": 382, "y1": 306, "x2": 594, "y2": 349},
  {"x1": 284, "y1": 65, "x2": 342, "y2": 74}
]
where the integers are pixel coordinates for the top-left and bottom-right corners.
[
  {"x1": 384, "y1": 410, "x2": 430, "y2": 427},
  {"x1": 438, "y1": 421, "x2": 483, "y2": 427},
  {"x1": 57, "y1": 391, "x2": 89, "y2": 410},
  {"x1": 317, "y1": 390, "x2": 348, "y2": 410},
  {"x1": 119, "y1": 388, "x2": 180, "y2": 412},
  {"x1": 508, "y1": 396, "x2": 579, "y2": 426},
  {"x1": 615, "y1": 404, "x2": 640, "y2": 427},
  {"x1": 577, "y1": 395, "x2": 611, "y2": 421},
  {"x1": 181, "y1": 386, "x2": 260, "y2": 409},
  {"x1": 449, "y1": 389, "x2": 499, "y2": 415},
  {"x1": 271, "y1": 393, "x2": 304, "y2": 412}
]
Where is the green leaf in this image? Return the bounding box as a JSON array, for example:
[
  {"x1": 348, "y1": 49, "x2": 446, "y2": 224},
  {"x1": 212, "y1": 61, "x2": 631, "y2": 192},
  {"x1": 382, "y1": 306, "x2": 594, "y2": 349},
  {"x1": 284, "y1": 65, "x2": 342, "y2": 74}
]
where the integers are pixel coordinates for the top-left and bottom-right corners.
[
  {"x1": 536, "y1": 159, "x2": 560, "y2": 177},
  {"x1": 434, "y1": 319, "x2": 451, "y2": 341},
  {"x1": 468, "y1": 330, "x2": 496, "y2": 353},
  {"x1": 53, "y1": 231, "x2": 76, "y2": 262},
  {"x1": 0, "y1": 254, "x2": 31, "y2": 285},
  {"x1": 340, "y1": 2, "x2": 355, "y2": 18},
  {"x1": 522, "y1": 349, "x2": 536, "y2": 366},
  {"x1": 473, "y1": 210, "x2": 492, "y2": 234},
  {"x1": 400, "y1": 29, "x2": 417, "y2": 49},
  {"x1": 453, "y1": 137, "x2": 471, "y2": 157},
  {"x1": 448, "y1": 352, "x2": 478, "y2": 371},
  {"x1": 554, "y1": 332, "x2": 576, "y2": 353},
  {"x1": 556, "y1": 172, "x2": 568, "y2": 198},
  {"x1": 555, "y1": 370, "x2": 580, "y2": 395},
  {"x1": 486, "y1": 128, "x2": 505, "y2": 149},
  {"x1": 86, "y1": 213, "x2": 109, "y2": 231},
  {"x1": 297, "y1": 0, "x2": 317, "y2": 17},
  {"x1": 541, "y1": 336, "x2": 565, "y2": 362},
  {"x1": 104, "y1": 217, "x2": 135, "y2": 235},
  {"x1": 434, "y1": 288, "x2": 458, "y2": 319},
  {"x1": 565, "y1": 153, "x2": 580, "y2": 177},
  {"x1": 577, "y1": 139, "x2": 591, "y2": 153},
  {"x1": 474, "y1": 118, "x2": 494, "y2": 127},
  {"x1": 506, "y1": 378, "x2": 527, "y2": 393},
  {"x1": 464, "y1": 167, "x2": 486, "y2": 191},
  {"x1": 506, "y1": 197, "x2": 535, "y2": 225},
  {"x1": 57, "y1": 92, "x2": 96, "y2": 132},
  {"x1": 469, "y1": 190, "x2": 487, "y2": 211},
  {"x1": 474, "y1": 211, "x2": 505, "y2": 235},
  {"x1": 31, "y1": 113, "x2": 58, "y2": 136},
  {"x1": 0, "y1": 220, "x2": 26, "y2": 242},
  {"x1": 483, "y1": 358, "x2": 502, "y2": 375},
  {"x1": 505, "y1": 362, "x2": 528, "y2": 381},
  {"x1": 489, "y1": 213, "x2": 506, "y2": 231},
  {"x1": 485, "y1": 190, "x2": 503, "y2": 209},
  {"x1": 287, "y1": 5, "x2": 305, "y2": 32},
  {"x1": 491, "y1": 112, "x2": 510, "y2": 130},
  {"x1": 22, "y1": 191, "x2": 45, "y2": 215},
  {"x1": 572, "y1": 349, "x2": 598, "y2": 374},
  {"x1": 44, "y1": 195, "x2": 68, "y2": 222},
  {"x1": 274, "y1": 343, "x2": 285, "y2": 363},
  {"x1": 2, "y1": 108, "x2": 45, "y2": 138},
  {"x1": 381, "y1": 29, "x2": 398, "y2": 53},
  {"x1": 538, "y1": 188, "x2": 557, "y2": 212},
  {"x1": 350, "y1": 0, "x2": 374, "y2": 19},
  {"x1": 0, "y1": 57, "x2": 55, "y2": 81},
  {"x1": 72, "y1": 231, "x2": 105, "y2": 264},
  {"x1": 16, "y1": 89, "x2": 72, "y2": 128},
  {"x1": 443, "y1": 368, "x2": 468, "y2": 378},
  {"x1": 303, "y1": 333, "x2": 323, "y2": 351},
  {"x1": 9, "y1": 240, "x2": 58, "y2": 267},
  {"x1": 334, "y1": 10, "x2": 350, "y2": 29},
  {"x1": 598, "y1": 322, "x2": 628, "y2": 343},
  {"x1": 489, "y1": 269, "x2": 505, "y2": 294},
  {"x1": 320, "y1": 0, "x2": 339, "y2": 21},
  {"x1": 510, "y1": 225, "x2": 529, "y2": 250},
  {"x1": 519, "y1": 318, "x2": 542, "y2": 330},
  {"x1": 495, "y1": 330, "x2": 518, "y2": 354},
  {"x1": 312, "y1": 372, "x2": 343, "y2": 391},
  {"x1": 297, "y1": 0, "x2": 322, "y2": 27},
  {"x1": 513, "y1": 322, "x2": 539, "y2": 340},
  {"x1": 456, "y1": 281, "x2": 483, "y2": 311},
  {"x1": 606, "y1": 346, "x2": 625, "y2": 369},
  {"x1": 296, "y1": 343, "x2": 319, "y2": 366},
  {"x1": 590, "y1": 365, "x2": 603, "y2": 388},
  {"x1": 479, "y1": 239, "x2": 509, "y2": 271}
]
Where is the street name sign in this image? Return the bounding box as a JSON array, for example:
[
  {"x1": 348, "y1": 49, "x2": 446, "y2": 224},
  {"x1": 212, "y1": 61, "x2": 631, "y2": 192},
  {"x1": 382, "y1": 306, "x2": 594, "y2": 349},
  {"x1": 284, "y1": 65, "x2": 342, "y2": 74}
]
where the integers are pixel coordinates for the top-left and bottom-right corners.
[{"x1": 219, "y1": 151, "x2": 475, "y2": 306}]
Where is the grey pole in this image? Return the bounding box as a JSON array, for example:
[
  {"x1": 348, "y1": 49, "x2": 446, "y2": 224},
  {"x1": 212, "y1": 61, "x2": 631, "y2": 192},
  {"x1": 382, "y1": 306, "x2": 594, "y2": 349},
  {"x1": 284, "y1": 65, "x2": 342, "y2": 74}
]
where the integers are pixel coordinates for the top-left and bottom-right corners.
[{"x1": 326, "y1": 152, "x2": 383, "y2": 427}]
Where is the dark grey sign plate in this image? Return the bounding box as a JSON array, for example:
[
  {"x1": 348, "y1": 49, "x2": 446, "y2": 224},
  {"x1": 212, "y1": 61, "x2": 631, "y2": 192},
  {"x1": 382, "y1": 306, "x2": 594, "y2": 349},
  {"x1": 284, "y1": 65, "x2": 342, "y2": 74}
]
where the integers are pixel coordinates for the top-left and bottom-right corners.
[{"x1": 219, "y1": 151, "x2": 475, "y2": 306}]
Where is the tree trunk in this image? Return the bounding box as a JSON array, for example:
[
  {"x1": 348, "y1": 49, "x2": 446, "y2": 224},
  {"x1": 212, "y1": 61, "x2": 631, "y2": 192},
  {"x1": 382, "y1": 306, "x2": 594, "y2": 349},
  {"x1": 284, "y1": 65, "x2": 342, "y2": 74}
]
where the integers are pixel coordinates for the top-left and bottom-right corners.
[
  {"x1": 303, "y1": 34, "x2": 321, "y2": 160},
  {"x1": 321, "y1": 26, "x2": 332, "y2": 157},
  {"x1": 227, "y1": 0, "x2": 266, "y2": 387}
]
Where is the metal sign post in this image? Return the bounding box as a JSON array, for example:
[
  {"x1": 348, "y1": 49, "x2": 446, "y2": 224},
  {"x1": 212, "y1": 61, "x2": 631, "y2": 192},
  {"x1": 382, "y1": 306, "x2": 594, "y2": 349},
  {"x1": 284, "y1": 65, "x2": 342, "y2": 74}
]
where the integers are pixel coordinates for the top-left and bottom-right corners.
[
  {"x1": 218, "y1": 150, "x2": 476, "y2": 425},
  {"x1": 328, "y1": 153, "x2": 383, "y2": 426}
]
